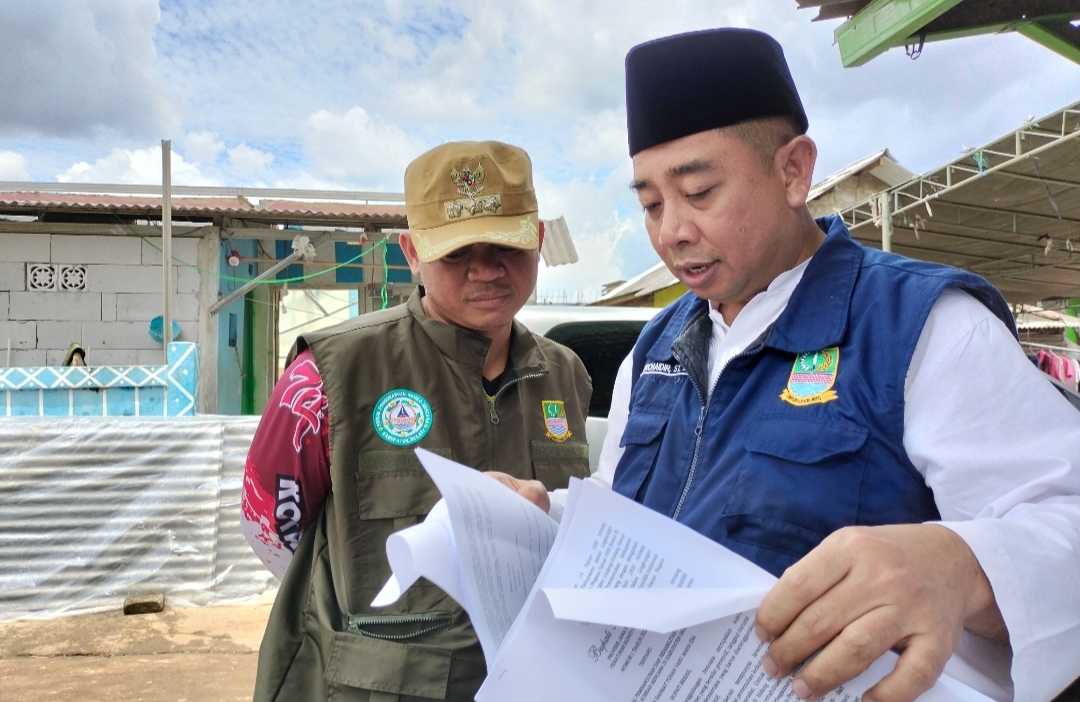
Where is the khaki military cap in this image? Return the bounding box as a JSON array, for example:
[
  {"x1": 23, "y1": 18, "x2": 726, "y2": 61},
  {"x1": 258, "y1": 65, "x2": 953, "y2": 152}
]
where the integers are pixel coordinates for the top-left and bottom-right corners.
[{"x1": 404, "y1": 141, "x2": 540, "y2": 262}]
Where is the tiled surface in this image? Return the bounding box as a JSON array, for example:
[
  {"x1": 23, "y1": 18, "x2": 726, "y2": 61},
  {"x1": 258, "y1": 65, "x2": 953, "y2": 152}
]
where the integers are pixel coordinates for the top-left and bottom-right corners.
[{"x1": 0, "y1": 342, "x2": 199, "y2": 417}]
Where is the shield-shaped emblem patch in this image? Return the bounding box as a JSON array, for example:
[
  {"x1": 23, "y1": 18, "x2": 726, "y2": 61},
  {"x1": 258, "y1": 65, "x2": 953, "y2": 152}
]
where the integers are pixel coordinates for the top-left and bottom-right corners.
[
  {"x1": 780, "y1": 347, "x2": 840, "y2": 406},
  {"x1": 542, "y1": 400, "x2": 571, "y2": 442}
]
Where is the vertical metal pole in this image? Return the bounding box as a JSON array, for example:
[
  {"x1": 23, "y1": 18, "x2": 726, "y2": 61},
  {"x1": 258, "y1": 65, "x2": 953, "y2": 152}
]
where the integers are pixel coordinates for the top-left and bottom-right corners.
[
  {"x1": 162, "y1": 140, "x2": 174, "y2": 364},
  {"x1": 879, "y1": 192, "x2": 892, "y2": 253}
]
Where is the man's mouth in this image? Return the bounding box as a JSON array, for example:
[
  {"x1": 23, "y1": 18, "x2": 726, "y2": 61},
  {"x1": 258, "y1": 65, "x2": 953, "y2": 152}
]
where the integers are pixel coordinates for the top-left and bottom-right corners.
[
  {"x1": 467, "y1": 287, "x2": 513, "y2": 304},
  {"x1": 675, "y1": 260, "x2": 717, "y2": 275}
]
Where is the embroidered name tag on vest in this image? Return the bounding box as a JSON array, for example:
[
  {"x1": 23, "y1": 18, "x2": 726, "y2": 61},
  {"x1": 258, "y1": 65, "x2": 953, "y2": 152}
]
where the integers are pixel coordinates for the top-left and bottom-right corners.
[
  {"x1": 780, "y1": 348, "x2": 840, "y2": 406},
  {"x1": 641, "y1": 362, "x2": 688, "y2": 377}
]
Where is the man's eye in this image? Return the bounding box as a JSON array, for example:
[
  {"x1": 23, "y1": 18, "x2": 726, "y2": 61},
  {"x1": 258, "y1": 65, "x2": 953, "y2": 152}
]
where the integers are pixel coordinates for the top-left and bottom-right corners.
[
  {"x1": 442, "y1": 250, "x2": 467, "y2": 262},
  {"x1": 686, "y1": 187, "x2": 712, "y2": 201},
  {"x1": 641, "y1": 202, "x2": 661, "y2": 214}
]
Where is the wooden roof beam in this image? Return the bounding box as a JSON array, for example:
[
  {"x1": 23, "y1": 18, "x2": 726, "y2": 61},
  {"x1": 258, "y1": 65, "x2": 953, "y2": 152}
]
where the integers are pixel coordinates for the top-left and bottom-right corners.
[{"x1": 836, "y1": 0, "x2": 964, "y2": 66}]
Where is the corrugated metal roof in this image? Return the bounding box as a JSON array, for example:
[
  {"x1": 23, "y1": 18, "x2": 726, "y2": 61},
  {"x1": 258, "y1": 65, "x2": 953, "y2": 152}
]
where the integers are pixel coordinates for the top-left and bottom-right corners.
[
  {"x1": 0, "y1": 192, "x2": 408, "y2": 224},
  {"x1": 0, "y1": 416, "x2": 274, "y2": 621},
  {"x1": 0, "y1": 192, "x2": 253, "y2": 215},
  {"x1": 540, "y1": 216, "x2": 579, "y2": 267},
  {"x1": 1015, "y1": 305, "x2": 1080, "y2": 330},
  {"x1": 597, "y1": 261, "x2": 677, "y2": 304},
  {"x1": 808, "y1": 148, "x2": 914, "y2": 202},
  {"x1": 836, "y1": 99, "x2": 1080, "y2": 303},
  {"x1": 259, "y1": 199, "x2": 407, "y2": 220}
]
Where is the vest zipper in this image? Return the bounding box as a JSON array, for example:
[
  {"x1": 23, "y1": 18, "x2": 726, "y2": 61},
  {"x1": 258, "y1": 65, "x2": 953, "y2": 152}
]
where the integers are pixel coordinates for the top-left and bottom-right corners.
[
  {"x1": 670, "y1": 341, "x2": 767, "y2": 521},
  {"x1": 488, "y1": 371, "x2": 546, "y2": 469},
  {"x1": 347, "y1": 611, "x2": 452, "y2": 641}
]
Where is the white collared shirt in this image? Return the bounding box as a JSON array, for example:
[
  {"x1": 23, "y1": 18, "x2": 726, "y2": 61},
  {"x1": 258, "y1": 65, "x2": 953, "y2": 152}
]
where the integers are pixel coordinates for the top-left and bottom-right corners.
[{"x1": 560, "y1": 273, "x2": 1080, "y2": 702}]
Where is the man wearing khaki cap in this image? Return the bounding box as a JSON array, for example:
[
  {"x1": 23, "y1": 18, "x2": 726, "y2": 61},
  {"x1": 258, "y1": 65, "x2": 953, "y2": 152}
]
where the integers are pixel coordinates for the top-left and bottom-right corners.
[{"x1": 242, "y1": 141, "x2": 592, "y2": 701}]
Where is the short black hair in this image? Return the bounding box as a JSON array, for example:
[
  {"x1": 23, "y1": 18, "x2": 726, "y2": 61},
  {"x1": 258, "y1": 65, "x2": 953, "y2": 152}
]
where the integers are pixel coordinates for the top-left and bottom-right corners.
[{"x1": 722, "y1": 115, "x2": 803, "y2": 170}]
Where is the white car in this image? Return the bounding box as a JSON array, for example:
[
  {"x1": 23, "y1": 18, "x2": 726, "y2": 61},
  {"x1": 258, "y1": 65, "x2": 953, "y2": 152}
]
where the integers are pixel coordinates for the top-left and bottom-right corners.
[{"x1": 515, "y1": 304, "x2": 660, "y2": 472}]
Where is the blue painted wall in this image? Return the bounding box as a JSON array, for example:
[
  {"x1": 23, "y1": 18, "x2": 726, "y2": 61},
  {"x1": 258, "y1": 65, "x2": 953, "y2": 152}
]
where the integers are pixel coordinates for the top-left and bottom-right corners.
[{"x1": 216, "y1": 239, "x2": 260, "y2": 414}]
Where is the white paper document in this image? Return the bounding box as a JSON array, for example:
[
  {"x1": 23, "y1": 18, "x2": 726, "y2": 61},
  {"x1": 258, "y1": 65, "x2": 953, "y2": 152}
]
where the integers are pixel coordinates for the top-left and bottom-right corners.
[{"x1": 373, "y1": 449, "x2": 994, "y2": 702}]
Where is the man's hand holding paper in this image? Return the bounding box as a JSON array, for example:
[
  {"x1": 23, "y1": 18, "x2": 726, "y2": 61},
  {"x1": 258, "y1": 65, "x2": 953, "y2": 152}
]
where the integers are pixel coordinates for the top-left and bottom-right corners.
[
  {"x1": 375, "y1": 450, "x2": 995, "y2": 702},
  {"x1": 756, "y1": 524, "x2": 1007, "y2": 702}
]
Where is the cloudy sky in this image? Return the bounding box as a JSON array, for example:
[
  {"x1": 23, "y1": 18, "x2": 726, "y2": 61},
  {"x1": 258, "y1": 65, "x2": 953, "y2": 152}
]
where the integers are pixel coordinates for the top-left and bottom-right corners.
[{"x1": 2, "y1": 1, "x2": 1079, "y2": 298}]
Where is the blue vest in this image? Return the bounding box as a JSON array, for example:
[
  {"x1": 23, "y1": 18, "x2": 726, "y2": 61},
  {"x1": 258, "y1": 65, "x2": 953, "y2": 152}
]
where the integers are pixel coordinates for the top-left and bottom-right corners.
[{"x1": 612, "y1": 217, "x2": 1015, "y2": 577}]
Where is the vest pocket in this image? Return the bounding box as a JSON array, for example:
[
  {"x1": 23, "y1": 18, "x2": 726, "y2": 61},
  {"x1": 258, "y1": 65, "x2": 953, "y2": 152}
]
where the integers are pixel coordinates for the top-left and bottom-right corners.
[
  {"x1": 531, "y1": 440, "x2": 590, "y2": 489},
  {"x1": 323, "y1": 630, "x2": 453, "y2": 699},
  {"x1": 723, "y1": 416, "x2": 869, "y2": 559},
  {"x1": 356, "y1": 449, "x2": 450, "y2": 520},
  {"x1": 612, "y1": 411, "x2": 669, "y2": 501}
]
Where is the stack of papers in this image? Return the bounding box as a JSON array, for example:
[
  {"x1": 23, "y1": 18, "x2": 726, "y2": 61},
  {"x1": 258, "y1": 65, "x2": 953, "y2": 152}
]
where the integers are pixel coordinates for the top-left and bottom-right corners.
[{"x1": 372, "y1": 449, "x2": 992, "y2": 702}]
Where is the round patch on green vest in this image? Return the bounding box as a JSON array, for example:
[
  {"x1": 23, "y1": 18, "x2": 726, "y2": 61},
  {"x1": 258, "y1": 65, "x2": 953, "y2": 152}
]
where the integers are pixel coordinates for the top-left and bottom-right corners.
[{"x1": 373, "y1": 389, "x2": 433, "y2": 446}]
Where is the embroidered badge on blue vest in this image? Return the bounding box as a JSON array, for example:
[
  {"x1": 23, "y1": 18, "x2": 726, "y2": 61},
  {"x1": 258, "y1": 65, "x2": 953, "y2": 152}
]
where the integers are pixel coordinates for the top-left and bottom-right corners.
[
  {"x1": 373, "y1": 389, "x2": 433, "y2": 445},
  {"x1": 542, "y1": 400, "x2": 571, "y2": 442},
  {"x1": 780, "y1": 347, "x2": 840, "y2": 406}
]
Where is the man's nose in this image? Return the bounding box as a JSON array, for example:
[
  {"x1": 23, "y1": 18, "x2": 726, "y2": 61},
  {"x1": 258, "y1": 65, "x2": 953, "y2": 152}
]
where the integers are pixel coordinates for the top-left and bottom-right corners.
[
  {"x1": 467, "y1": 248, "x2": 506, "y2": 280},
  {"x1": 657, "y1": 202, "x2": 698, "y2": 249}
]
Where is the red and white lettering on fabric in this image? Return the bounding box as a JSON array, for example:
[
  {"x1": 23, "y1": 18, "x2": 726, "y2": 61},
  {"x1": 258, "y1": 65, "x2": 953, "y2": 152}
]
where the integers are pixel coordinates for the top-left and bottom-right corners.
[
  {"x1": 241, "y1": 350, "x2": 332, "y2": 578},
  {"x1": 279, "y1": 358, "x2": 326, "y2": 453}
]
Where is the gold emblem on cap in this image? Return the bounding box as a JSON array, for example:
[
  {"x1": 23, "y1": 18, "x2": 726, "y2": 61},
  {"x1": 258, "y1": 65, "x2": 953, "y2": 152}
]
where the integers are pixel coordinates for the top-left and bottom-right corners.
[
  {"x1": 451, "y1": 162, "x2": 485, "y2": 197},
  {"x1": 446, "y1": 162, "x2": 503, "y2": 220}
]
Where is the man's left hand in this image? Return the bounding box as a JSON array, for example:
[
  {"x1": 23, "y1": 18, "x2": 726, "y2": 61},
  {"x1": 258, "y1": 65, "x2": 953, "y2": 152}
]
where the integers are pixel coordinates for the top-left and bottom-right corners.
[
  {"x1": 754, "y1": 523, "x2": 1007, "y2": 702},
  {"x1": 484, "y1": 472, "x2": 550, "y2": 514}
]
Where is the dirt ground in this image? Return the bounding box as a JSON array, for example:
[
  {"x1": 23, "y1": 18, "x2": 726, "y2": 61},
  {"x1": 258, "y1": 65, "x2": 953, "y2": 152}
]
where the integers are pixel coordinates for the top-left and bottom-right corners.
[{"x1": 0, "y1": 598, "x2": 273, "y2": 702}]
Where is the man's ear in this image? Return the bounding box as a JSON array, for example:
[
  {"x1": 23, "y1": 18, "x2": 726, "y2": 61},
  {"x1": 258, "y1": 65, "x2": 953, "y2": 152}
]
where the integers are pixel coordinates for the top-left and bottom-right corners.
[
  {"x1": 397, "y1": 232, "x2": 424, "y2": 275},
  {"x1": 776, "y1": 135, "x2": 817, "y2": 210},
  {"x1": 538, "y1": 220, "x2": 545, "y2": 253}
]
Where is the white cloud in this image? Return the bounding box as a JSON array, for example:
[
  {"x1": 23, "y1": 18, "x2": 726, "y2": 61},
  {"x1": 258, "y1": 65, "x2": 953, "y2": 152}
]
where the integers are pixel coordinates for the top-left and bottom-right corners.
[
  {"x1": 228, "y1": 143, "x2": 275, "y2": 174},
  {"x1": 56, "y1": 146, "x2": 220, "y2": 186},
  {"x1": 0, "y1": 1, "x2": 176, "y2": 138},
  {"x1": 302, "y1": 107, "x2": 424, "y2": 190},
  {"x1": 567, "y1": 110, "x2": 631, "y2": 167},
  {"x1": 5, "y1": 2, "x2": 1080, "y2": 296},
  {"x1": 183, "y1": 131, "x2": 225, "y2": 165},
  {"x1": 0, "y1": 151, "x2": 30, "y2": 180},
  {"x1": 534, "y1": 165, "x2": 657, "y2": 299}
]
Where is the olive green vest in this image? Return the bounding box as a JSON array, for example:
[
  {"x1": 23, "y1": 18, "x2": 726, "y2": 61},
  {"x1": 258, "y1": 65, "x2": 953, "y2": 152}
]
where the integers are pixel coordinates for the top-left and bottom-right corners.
[{"x1": 254, "y1": 291, "x2": 591, "y2": 702}]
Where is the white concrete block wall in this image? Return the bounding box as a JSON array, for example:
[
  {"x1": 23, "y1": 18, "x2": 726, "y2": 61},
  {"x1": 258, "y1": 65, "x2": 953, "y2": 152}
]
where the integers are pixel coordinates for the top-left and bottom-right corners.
[
  {"x1": 86, "y1": 264, "x2": 170, "y2": 294},
  {"x1": 45, "y1": 348, "x2": 75, "y2": 365},
  {"x1": 0, "y1": 262, "x2": 25, "y2": 291},
  {"x1": 85, "y1": 349, "x2": 139, "y2": 366},
  {"x1": 83, "y1": 320, "x2": 199, "y2": 351},
  {"x1": 177, "y1": 266, "x2": 200, "y2": 294},
  {"x1": 36, "y1": 321, "x2": 86, "y2": 349},
  {"x1": 116, "y1": 293, "x2": 199, "y2": 322},
  {"x1": 51, "y1": 235, "x2": 142, "y2": 265},
  {"x1": 140, "y1": 237, "x2": 200, "y2": 266},
  {"x1": 9, "y1": 349, "x2": 46, "y2": 366},
  {"x1": 0, "y1": 321, "x2": 36, "y2": 349},
  {"x1": 101, "y1": 293, "x2": 117, "y2": 322},
  {"x1": 1, "y1": 232, "x2": 212, "y2": 368},
  {"x1": 9, "y1": 291, "x2": 103, "y2": 321},
  {"x1": 137, "y1": 348, "x2": 172, "y2": 365},
  {"x1": 0, "y1": 234, "x2": 50, "y2": 262}
]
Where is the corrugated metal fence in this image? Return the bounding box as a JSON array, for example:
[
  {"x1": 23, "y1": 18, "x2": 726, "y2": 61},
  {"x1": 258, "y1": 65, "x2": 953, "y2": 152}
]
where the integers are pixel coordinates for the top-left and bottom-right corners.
[{"x1": 0, "y1": 415, "x2": 276, "y2": 622}]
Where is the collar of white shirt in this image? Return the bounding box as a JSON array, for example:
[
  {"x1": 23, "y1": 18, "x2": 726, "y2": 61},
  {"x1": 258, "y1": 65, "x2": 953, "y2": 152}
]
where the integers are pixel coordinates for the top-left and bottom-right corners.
[{"x1": 706, "y1": 258, "x2": 812, "y2": 398}]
